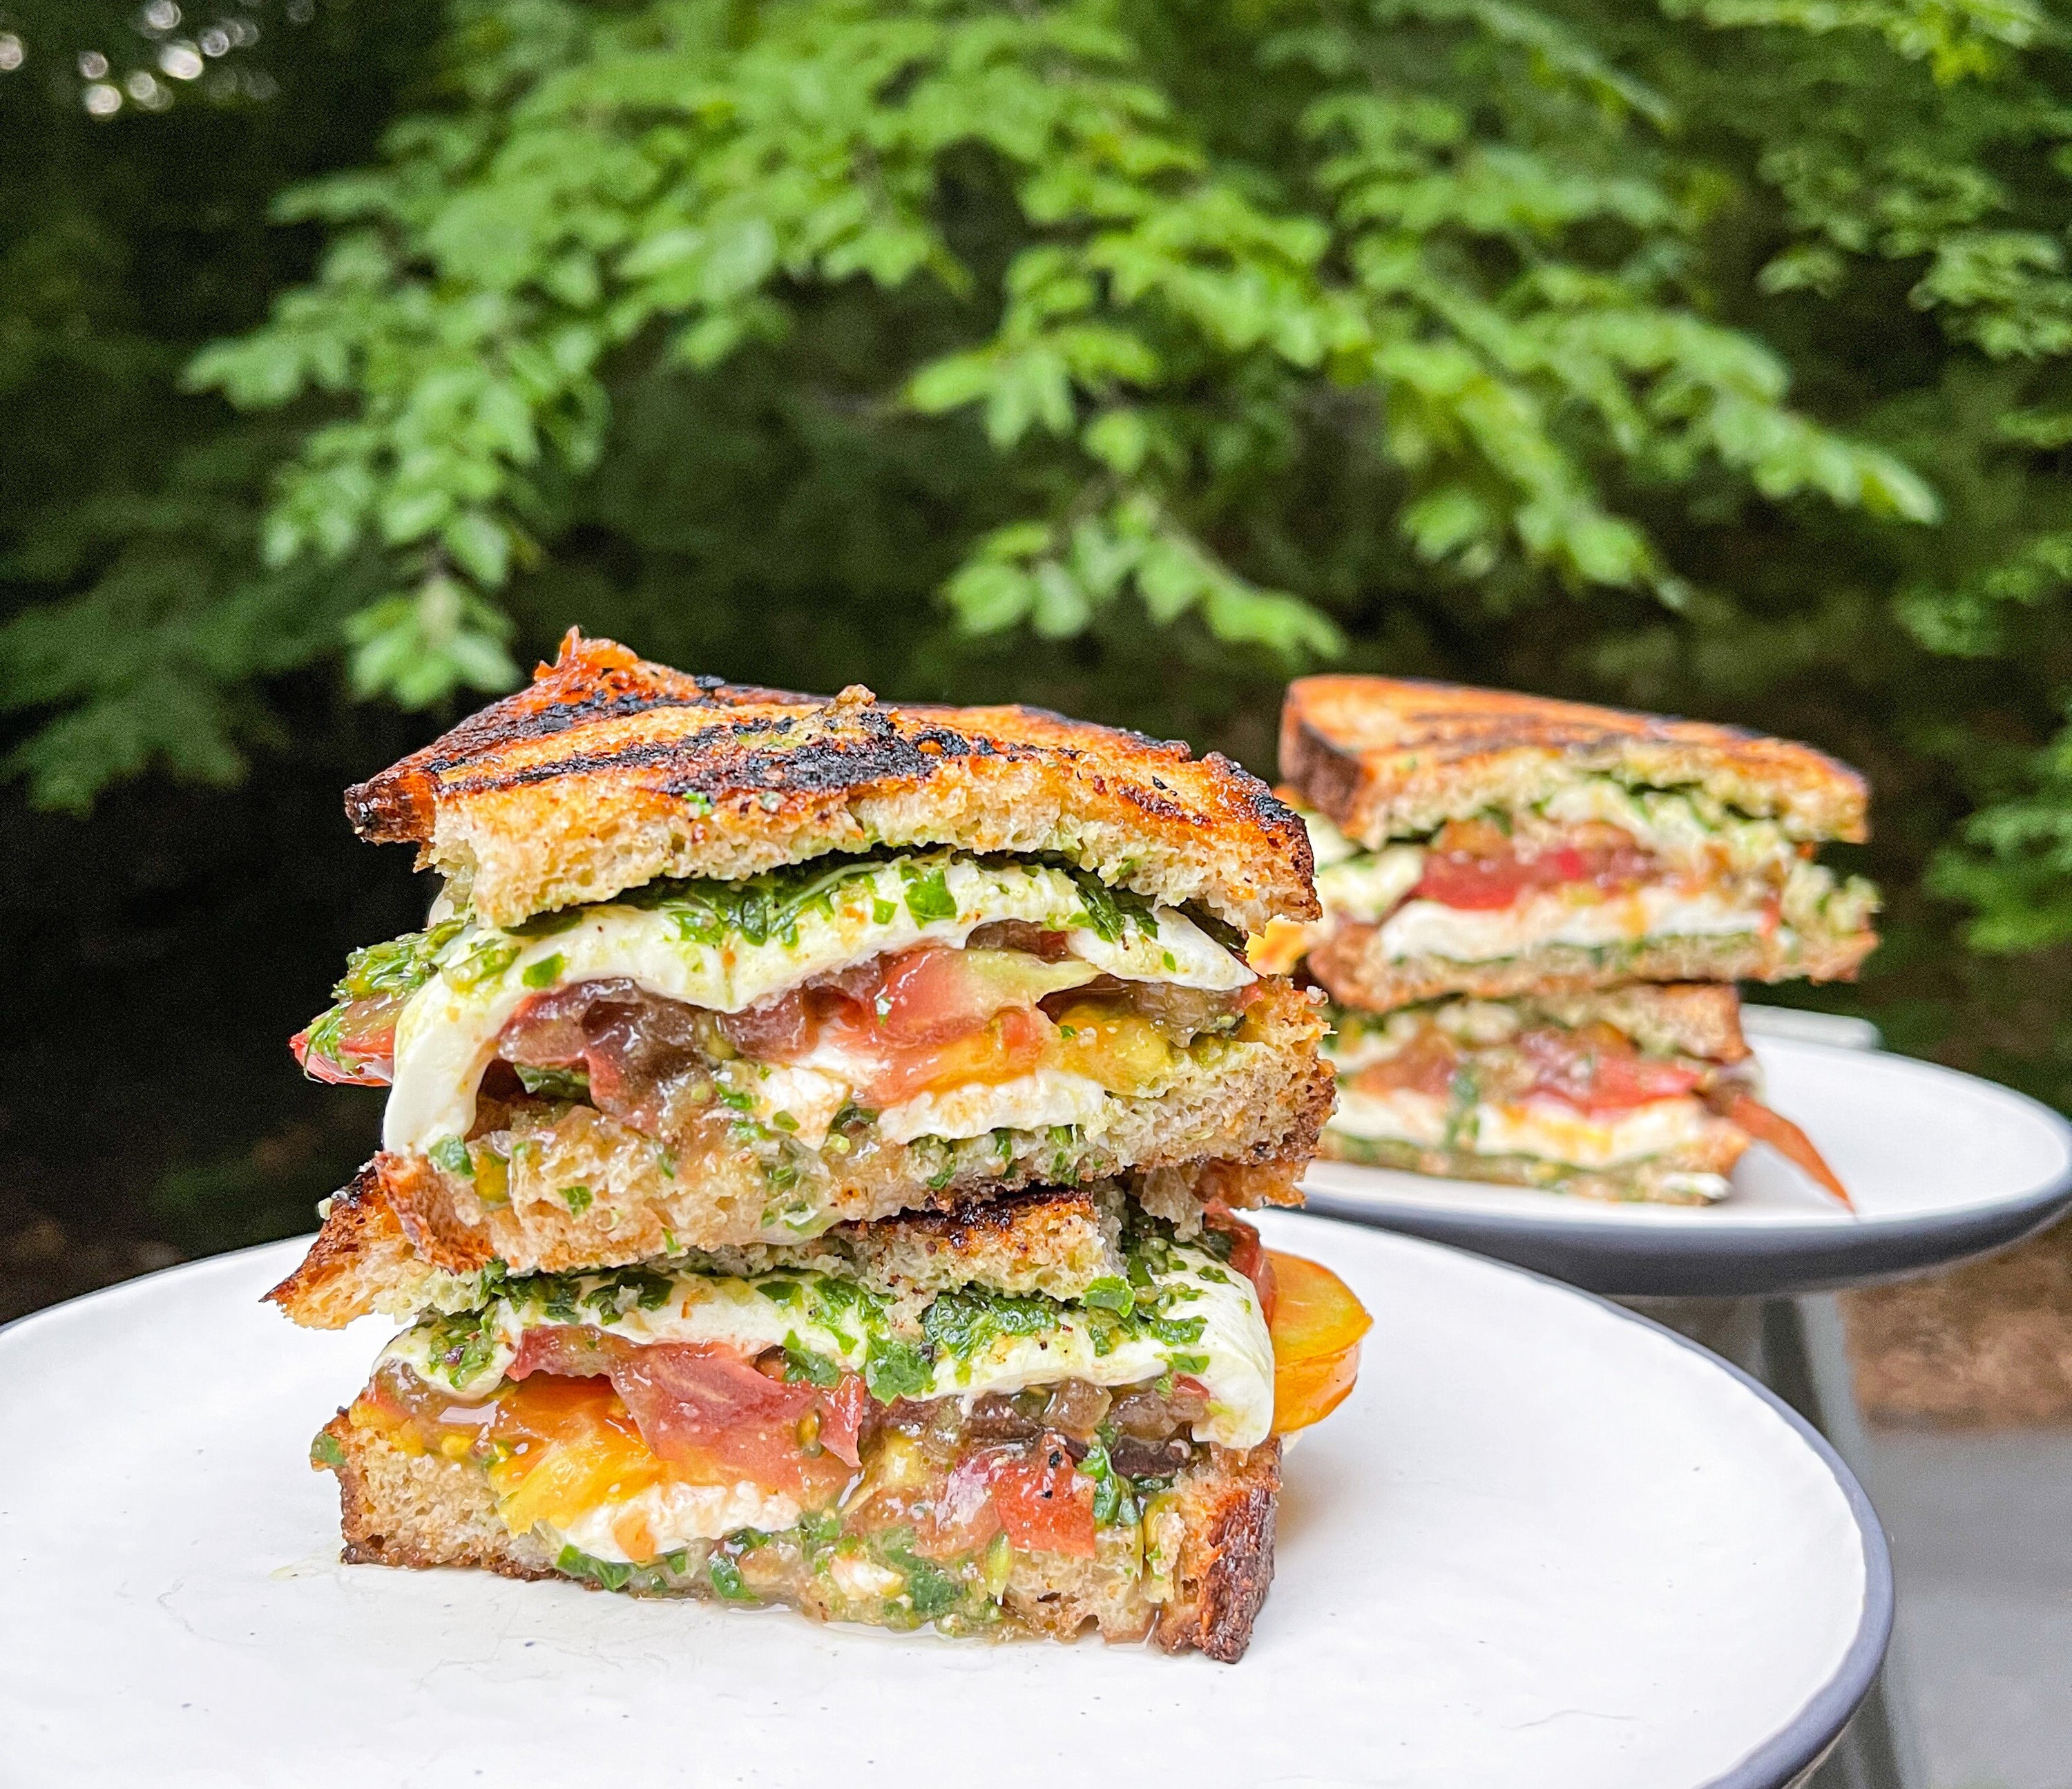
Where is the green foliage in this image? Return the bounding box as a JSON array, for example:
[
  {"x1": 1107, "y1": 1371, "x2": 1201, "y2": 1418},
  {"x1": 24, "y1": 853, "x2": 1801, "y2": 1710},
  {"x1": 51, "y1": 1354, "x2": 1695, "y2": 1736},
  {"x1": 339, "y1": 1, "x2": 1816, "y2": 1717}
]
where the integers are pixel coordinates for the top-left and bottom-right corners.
[{"x1": 10, "y1": 0, "x2": 2072, "y2": 1121}]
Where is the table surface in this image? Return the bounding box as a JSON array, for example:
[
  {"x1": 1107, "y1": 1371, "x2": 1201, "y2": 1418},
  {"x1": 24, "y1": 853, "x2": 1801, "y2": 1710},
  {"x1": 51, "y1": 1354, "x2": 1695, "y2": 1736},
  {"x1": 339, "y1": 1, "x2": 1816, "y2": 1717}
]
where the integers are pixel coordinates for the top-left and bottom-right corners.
[{"x1": 0, "y1": 1216, "x2": 1888, "y2": 1789}]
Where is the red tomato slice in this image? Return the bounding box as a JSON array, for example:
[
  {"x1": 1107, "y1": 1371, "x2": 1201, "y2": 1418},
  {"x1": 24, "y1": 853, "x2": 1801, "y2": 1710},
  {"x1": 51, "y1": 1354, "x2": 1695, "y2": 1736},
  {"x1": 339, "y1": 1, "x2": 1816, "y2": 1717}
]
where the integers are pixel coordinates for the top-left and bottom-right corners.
[
  {"x1": 1412, "y1": 827, "x2": 1655, "y2": 912},
  {"x1": 290, "y1": 996, "x2": 401, "y2": 1085},
  {"x1": 1518, "y1": 1024, "x2": 1702, "y2": 1114},
  {"x1": 1350, "y1": 1029, "x2": 1461, "y2": 1099},
  {"x1": 972, "y1": 1438, "x2": 1097, "y2": 1559},
  {"x1": 508, "y1": 1328, "x2": 866, "y2": 1501}
]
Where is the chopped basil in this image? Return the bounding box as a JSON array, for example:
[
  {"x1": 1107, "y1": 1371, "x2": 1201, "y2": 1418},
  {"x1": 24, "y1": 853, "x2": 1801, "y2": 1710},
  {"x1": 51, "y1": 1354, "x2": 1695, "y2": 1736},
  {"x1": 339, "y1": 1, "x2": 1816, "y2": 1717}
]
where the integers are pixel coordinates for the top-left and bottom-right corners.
[
  {"x1": 519, "y1": 952, "x2": 565, "y2": 988},
  {"x1": 309, "y1": 1431, "x2": 347, "y2": 1470},
  {"x1": 428, "y1": 1136, "x2": 474, "y2": 1178},
  {"x1": 561, "y1": 1184, "x2": 593, "y2": 1214},
  {"x1": 901, "y1": 865, "x2": 958, "y2": 925},
  {"x1": 515, "y1": 1062, "x2": 591, "y2": 1101},
  {"x1": 707, "y1": 1555, "x2": 757, "y2": 1601},
  {"x1": 781, "y1": 1335, "x2": 842, "y2": 1387}
]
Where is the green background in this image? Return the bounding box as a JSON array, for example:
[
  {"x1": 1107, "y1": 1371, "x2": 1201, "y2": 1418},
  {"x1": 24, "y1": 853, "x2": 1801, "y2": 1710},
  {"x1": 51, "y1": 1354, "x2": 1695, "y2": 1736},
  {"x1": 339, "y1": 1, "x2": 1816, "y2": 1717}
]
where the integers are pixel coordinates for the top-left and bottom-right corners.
[{"x1": 6, "y1": 0, "x2": 2072, "y2": 1286}]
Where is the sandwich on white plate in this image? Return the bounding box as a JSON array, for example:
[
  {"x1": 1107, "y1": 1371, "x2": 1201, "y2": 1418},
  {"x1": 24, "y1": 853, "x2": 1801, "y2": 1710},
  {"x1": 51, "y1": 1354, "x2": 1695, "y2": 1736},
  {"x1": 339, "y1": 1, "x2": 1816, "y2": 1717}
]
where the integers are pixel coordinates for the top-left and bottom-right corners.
[{"x1": 274, "y1": 633, "x2": 1370, "y2": 1659}]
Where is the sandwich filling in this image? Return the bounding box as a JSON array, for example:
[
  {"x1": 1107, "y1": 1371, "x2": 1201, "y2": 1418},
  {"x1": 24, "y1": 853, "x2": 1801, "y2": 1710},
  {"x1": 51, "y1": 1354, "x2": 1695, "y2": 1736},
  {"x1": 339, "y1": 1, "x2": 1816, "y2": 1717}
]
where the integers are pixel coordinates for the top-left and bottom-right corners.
[
  {"x1": 1256, "y1": 785, "x2": 1877, "y2": 976},
  {"x1": 322, "y1": 1210, "x2": 1302, "y2": 1626},
  {"x1": 295, "y1": 851, "x2": 1276, "y2": 1237},
  {"x1": 1320, "y1": 995, "x2": 1847, "y2": 1203}
]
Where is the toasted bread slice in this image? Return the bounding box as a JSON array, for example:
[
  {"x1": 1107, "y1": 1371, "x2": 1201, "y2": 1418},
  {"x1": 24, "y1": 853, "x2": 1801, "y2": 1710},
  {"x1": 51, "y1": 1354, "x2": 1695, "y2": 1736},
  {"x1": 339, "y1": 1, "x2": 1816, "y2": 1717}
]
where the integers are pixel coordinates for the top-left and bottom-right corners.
[
  {"x1": 270, "y1": 979, "x2": 1331, "y2": 1328},
  {"x1": 348, "y1": 632, "x2": 1314, "y2": 934},
  {"x1": 318, "y1": 1412, "x2": 1279, "y2": 1661},
  {"x1": 1318, "y1": 1127, "x2": 1745, "y2": 1203},
  {"x1": 1308, "y1": 923, "x2": 1874, "y2": 1009},
  {"x1": 1282, "y1": 675, "x2": 1868, "y2": 848},
  {"x1": 1522, "y1": 982, "x2": 1749, "y2": 1063}
]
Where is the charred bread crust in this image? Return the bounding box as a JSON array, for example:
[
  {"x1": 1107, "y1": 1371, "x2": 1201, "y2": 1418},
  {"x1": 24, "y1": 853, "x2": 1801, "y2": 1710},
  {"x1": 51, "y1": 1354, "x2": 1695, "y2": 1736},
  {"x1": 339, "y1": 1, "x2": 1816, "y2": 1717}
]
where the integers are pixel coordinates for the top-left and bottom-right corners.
[
  {"x1": 345, "y1": 631, "x2": 1316, "y2": 935},
  {"x1": 1153, "y1": 1439, "x2": 1281, "y2": 1663},
  {"x1": 1281, "y1": 674, "x2": 1869, "y2": 848},
  {"x1": 1308, "y1": 922, "x2": 1876, "y2": 1011},
  {"x1": 319, "y1": 1417, "x2": 1281, "y2": 1658},
  {"x1": 269, "y1": 1156, "x2": 1312, "y2": 1331}
]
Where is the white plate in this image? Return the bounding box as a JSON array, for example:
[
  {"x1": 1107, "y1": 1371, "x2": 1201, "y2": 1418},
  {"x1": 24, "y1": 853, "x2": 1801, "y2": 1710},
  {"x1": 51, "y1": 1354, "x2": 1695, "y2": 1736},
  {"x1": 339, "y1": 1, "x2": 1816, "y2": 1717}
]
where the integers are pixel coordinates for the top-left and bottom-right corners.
[
  {"x1": 0, "y1": 1218, "x2": 1886, "y2": 1789},
  {"x1": 1302, "y1": 1038, "x2": 2072, "y2": 1296}
]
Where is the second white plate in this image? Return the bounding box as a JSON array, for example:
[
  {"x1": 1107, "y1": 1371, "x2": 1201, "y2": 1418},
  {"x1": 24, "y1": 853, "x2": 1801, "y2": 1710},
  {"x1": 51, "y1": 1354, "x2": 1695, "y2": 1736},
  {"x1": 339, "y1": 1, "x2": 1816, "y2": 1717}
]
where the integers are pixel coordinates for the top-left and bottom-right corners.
[{"x1": 0, "y1": 1216, "x2": 1886, "y2": 1789}]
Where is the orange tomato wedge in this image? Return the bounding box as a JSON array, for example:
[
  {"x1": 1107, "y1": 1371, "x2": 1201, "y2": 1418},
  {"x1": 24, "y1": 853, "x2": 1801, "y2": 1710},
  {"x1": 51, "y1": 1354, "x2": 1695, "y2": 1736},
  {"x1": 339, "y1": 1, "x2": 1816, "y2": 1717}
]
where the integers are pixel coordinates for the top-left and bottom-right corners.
[{"x1": 1265, "y1": 1250, "x2": 1373, "y2": 1435}]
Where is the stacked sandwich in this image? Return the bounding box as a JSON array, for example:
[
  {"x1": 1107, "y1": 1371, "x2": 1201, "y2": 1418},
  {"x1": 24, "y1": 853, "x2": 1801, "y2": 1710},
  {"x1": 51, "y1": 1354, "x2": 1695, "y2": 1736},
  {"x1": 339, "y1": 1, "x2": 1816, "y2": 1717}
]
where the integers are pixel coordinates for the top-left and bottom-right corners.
[
  {"x1": 271, "y1": 633, "x2": 1368, "y2": 1660},
  {"x1": 1260, "y1": 676, "x2": 1877, "y2": 1205}
]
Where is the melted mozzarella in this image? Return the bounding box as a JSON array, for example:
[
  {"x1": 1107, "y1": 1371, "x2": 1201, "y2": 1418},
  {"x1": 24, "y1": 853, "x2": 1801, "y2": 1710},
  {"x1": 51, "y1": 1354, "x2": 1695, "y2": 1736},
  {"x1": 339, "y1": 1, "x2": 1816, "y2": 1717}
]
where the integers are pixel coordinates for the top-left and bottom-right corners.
[
  {"x1": 1376, "y1": 884, "x2": 1765, "y2": 964},
  {"x1": 874, "y1": 1069, "x2": 1116, "y2": 1145},
  {"x1": 1471, "y1": 1096, "x2": 1713, "y2": 1168},
  {"x1": 1327, "y1": 1084, "x2": 1716, "y2": 1169},
  {"x1": 382, "y1": 1241, "x2": 1273, "y2": 1450},
  {"x1": 546, "y1": 1482, "x2": 803, "y2": 1562},
  {"x1": 386, "y1": 854, "x2": 1249, "y2": 1156},
  {"x1": 1330, "y1": 1086, "x2": 1450, "y2": 1147}
]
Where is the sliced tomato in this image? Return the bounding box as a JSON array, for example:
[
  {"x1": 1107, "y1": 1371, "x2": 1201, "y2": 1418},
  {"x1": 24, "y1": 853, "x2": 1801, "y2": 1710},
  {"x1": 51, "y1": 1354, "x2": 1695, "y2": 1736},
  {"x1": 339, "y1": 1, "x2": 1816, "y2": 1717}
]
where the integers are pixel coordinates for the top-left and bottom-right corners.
[
  {"x1": 1267, "y1": 1251, "x2": 1372, "y2": 1435},
  {"x1": 1723, "y1": 1093, "x2": 1854, "y2": 1209},
  {"x1": 1350, "y1": 1029, "x2": 1461, "y2": 1100},
  {"x1": 290, "y1": 995, "x2": 403, "y2": 1086},
  {"x1": 1412, "y1": 820, "x2": 1656, "y2": 912},
  {"x1": 972, "y1": 1437, "x2": 1097, "y2": 1558},
  {"x1": 846, "y1": 1002, "x2": 1055, "y2": 1106},
  {"x1": 508, "y1": 1327, "x2": 865, "y2": 1502},
  {"x1": 1205, "y1": 1206, "x2": 1277, "y2": 1322},
  {"x1": 1517, "y1": 1023, "x2": 1704, "y2": 1114}
]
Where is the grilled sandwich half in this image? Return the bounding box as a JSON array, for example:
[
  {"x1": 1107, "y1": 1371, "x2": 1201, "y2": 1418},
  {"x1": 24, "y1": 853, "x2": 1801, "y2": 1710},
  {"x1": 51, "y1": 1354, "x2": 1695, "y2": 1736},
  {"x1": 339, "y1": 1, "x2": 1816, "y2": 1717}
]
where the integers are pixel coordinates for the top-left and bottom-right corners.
[
  {"x1": 309, "y1": 1187, "x2": 1310, "y2": 1659},
  {"x1": 1318, "y1": 984, "x2": 1846, "y2": 1205},
  {"x1": 278, "y1": 633, "x2": 1334, "y2": 1325},
  {"x1": 1265, "y1": 675, "x2": 1879, "y2": 1008}
]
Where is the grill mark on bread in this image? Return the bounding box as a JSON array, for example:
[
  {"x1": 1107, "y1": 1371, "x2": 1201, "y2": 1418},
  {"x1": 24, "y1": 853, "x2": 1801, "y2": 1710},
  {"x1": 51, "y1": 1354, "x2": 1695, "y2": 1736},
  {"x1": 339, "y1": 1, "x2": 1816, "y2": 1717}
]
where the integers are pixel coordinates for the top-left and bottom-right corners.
[
  {"x1": 338, "y1": 631, "x2": 1317, "y2": 931},
  {"x1": 1281, "y1": 673, "x2": 1868, "y2": 847}
]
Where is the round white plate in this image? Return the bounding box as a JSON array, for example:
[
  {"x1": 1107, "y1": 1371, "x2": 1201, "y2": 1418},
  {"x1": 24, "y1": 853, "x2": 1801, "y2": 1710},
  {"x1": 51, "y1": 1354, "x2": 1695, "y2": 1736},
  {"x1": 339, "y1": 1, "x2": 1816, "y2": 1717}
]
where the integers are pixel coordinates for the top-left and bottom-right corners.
[
  {"x1": 1301, "y1": 1038, "x2": 2072, "y2": 1296},
  {"x1": 0, "y1": 1217, "x2": 1886, "y2": 1789}
]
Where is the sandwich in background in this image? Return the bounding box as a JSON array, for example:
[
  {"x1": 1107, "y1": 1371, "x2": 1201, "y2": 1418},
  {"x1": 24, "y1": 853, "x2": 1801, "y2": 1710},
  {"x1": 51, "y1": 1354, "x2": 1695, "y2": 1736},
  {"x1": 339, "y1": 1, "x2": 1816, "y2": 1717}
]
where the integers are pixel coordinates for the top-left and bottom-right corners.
[
  {"x1": 276, "y1": 633, "x2": 1366, "y2": 1659},
  {"x1": 1269, "y1": 676, "x2": 1871, "y2": 1206}
]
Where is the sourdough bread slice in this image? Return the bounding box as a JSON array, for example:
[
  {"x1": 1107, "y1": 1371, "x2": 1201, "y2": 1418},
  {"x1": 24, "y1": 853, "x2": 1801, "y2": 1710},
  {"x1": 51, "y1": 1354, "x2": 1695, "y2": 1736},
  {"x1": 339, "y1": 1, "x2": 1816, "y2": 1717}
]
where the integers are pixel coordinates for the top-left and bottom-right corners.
[
  {"x1": 318, "y1": 1413, "x2": 1280, "y2": 1661},
  {"x1": 347, "y1": 632, "x2": 1316, "y2": 934},
  {"x1": 1282, "y1": 674, "x2": 1868, "y2": 848}
]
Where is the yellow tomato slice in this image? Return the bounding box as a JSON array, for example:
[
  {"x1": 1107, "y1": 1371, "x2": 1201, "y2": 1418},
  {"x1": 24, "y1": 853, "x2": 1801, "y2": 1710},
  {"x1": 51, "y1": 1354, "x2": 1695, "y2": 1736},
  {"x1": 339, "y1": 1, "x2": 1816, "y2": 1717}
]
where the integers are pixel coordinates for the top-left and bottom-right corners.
[
  {"x1": 492, "y1": 1428, "x2": 662, "y2": 1537},
  {"x1": 1266, "y1": 1249, "x2": 1372, "y2": 1435}
]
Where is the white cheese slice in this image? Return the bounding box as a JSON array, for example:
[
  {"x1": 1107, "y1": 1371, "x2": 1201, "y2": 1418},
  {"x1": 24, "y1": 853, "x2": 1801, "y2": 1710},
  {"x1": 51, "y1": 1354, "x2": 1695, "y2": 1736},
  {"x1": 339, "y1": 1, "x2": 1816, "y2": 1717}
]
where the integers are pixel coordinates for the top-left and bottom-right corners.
[
  {"x1": 544, "y1": 1482, "x2": 804, "y2": 1562},
  {"x1": 874, "y1": 1069, "x2": 1117, "y2": 1145},
  {"x1": 381, "y1": 1239, "x2": 1273, "y2": 1450},
  {"x1": 386, "y1": 854, "x2": 1249, "y2": 1156},
  {"x1": 1469, "y1": 1096, "x2": 1712, "y2": 1168},
  {"x1": 1376, "y1": 883, "x2": 1766, "y2": 964},
  {"x1": 1327, "y1": 1084, "x2": 1716, "y2": 1169},
  {"x1": 1328, "y1": 1086, "x2": 1450, "y2": 1147}
]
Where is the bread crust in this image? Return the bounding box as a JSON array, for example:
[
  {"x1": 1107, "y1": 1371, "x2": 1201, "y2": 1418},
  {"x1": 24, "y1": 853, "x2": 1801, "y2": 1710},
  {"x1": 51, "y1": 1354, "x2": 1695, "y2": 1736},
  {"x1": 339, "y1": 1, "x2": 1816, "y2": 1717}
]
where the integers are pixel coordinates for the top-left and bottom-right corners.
[
  {"x1": 1282, "y1": 675, "x2": 1868, "y2": 848},
  {"x1": 347, "y1": 632, "x2": 1316, "y2": 934},
  {"x1": 320, "y1": 1415, "x2": 1280, "y2": 1658},
  {"x1": 1318, "y1": 1127, "x2": 1747, "y2": 1203},
  {"x1": 1308, "y1": 921, "x2": 1874, "y2": 1011}
]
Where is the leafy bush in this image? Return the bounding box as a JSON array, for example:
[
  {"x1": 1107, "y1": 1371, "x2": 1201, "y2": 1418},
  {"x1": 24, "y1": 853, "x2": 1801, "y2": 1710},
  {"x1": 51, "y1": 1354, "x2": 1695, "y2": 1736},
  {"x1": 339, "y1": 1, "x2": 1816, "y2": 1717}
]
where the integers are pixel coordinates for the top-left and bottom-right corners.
[{"x1": 7, "y1": 0, "x2": 2072, "y2": 1161}]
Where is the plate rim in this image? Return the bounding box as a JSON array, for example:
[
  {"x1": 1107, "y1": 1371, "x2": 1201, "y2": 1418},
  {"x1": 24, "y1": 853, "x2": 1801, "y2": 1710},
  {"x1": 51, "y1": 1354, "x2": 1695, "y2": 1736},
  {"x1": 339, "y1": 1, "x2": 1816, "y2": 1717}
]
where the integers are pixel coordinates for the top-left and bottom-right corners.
[
  {"x1": 4, "y1": 1225, "x2": 1894, "y2": 1789},
  {"x1": 1301, "y1": 1037, "x2": 2072, "y2": 1294},
  {"x1": 1535, "y1": 1274, "x2": 1894, "y2": 1789}
]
